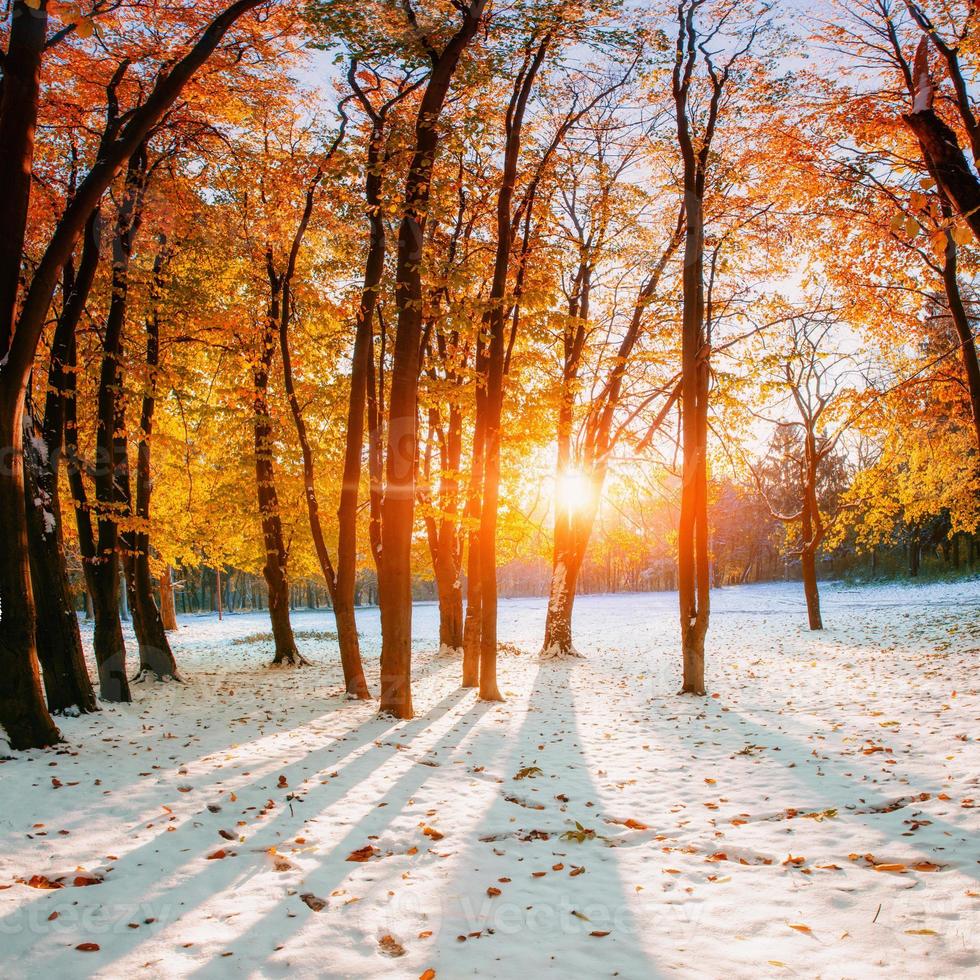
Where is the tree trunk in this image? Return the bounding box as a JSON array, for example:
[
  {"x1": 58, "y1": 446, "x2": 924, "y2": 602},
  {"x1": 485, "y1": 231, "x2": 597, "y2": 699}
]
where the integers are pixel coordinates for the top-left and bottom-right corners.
[
  {"x1": 0, "y1": 0, "x2": 46, "y2": 360},
  {"x1": 254, "y1": 292, "x2": 304, "y2": 667},
  {"x1": 801, "y1": 548, "x2": 822, "y2": 630},
  {"x1": 24, "y1": 398, "x2": 97, "y2": 714},
  {"x1": 677, "y1": 195, "x2": 709, "y2": 695},
  {"x1": 461, "y1": 373, "x2": 486, "y2": 687},
  {"x1": 942, "y1": 233, "x2": 980, "y2": 453},
  {"x1": 89, "y1": 559, "x2": 130, "y2": 702},
  {"x1": 21, "y1": 240, "x2": 99, "y2": 716},
  {"x1": 0, "y1": 395, "x2": 62, "y2": 748},
  {"x1": 332, "y1": 97, "x2": 391, "y2": 700},
  {"x1": 124, "y1": 242, "x2": 178, "y2": 681},
  {"x1": 542, "y1": 514, "x2": 593, "y2": 659},
  {"x1": 378, "y1": 3, "x2": 486, "y2": 718}
]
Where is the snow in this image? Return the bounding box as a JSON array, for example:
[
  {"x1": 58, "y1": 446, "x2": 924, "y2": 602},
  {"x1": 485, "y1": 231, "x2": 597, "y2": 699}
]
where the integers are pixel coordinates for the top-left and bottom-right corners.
[{"x1": 1, "y1": 579, "x2": 978, "y2": 978}]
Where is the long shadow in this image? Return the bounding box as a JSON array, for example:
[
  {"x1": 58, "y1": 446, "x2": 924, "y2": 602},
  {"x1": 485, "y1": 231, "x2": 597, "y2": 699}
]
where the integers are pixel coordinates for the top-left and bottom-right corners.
[
  {"x1": 425, "y1": 661, "x2": 667, "y2": 978},
  {"x1": 717, "y1": 705, "x2": 980, "y2": 882},
  {"x1": 0, "y1": 687, "x2": 469, "y2": 974},
  {"x1": 7, "y1": 651, "x2": 462, "y2": 858},
  {"x1": 188, "y1": 692, "x2": 493, "y2": 977}
]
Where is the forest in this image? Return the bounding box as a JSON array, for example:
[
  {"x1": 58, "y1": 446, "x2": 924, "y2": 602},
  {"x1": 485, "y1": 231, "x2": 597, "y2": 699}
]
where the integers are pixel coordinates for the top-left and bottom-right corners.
[{"x1": 0, "y1": 1, "x2": 978, "y2": 977}]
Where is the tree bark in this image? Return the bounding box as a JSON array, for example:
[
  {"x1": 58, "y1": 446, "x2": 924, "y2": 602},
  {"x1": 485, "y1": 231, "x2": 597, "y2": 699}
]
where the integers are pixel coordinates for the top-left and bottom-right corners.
[
  {"x1": 942, "y1": 233, "x2": 980, "y2": 453},
  {"x1": 0, "y1": 0, "x2": 47, "y2": 360},
  {"x1": 123, "y1": 241, "x2": 178, "y2": 680},
  {"x1": 800, "y1": 498, "x2": 823, "y2": 630},
  {"x1": 255, "y1": 278, "x2": 304, "y2": 667},
  {"x1": 473, "y1": 36, "x2": 552, "y2": 701},
  {"x1": 158, "y1": 566, "x2": 178, "y2": 630},
  {"x1": 904, "y1": 108, "x2": 980, "y2": 244},
  {"x1": 22, "y1": 233, "x2": 99, "y2": 714}
]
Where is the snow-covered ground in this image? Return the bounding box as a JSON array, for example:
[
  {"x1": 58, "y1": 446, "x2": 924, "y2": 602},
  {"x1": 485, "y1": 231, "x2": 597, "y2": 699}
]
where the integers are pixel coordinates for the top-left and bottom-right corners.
[{"x1": 1, "y1": 579, "x2": 978, "y2": 979}]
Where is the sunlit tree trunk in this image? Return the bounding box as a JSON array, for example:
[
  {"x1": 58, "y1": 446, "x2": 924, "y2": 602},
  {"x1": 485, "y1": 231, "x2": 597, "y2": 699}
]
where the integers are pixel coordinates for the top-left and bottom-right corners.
[
  {"x1": 256, "y1": 272, "x2": 304, "y2": 667},
  {"x1": 378, "y1": 1, "x2": 486, "y2": 718},
  {"x1": 124, "y1": 242, "x2": 179, "y2": 680},
  {"x1": 159, "y1": 567, "x2": 178, "y2": 631}
]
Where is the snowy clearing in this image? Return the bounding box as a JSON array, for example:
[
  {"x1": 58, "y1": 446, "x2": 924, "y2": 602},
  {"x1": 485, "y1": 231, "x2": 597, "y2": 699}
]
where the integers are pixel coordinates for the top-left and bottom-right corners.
[{"x1": 1, "y1": 580, "x2": 978, "y2": 979}]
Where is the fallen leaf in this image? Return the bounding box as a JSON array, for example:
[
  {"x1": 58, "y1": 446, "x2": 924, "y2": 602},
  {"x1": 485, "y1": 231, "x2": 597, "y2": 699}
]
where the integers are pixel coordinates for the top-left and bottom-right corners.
[
  {"x1": 378, "y1": 935, "x2": 406, "y2": 957},
  {"x1": 346, "y1": 845, "x2": 378, "y2": 862},
  {"x1": 300, "y1": 893, "x2": 326, "y2": 912},
  {"x1": 75, "y1": 943, "x2": 100, "y2": 952}
]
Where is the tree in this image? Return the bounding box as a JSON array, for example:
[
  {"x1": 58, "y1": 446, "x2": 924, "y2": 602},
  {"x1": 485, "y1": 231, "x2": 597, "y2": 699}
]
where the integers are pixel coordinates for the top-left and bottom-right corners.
[{"x1": 377, "y1": 0, "x2": 487, "y2": 718}]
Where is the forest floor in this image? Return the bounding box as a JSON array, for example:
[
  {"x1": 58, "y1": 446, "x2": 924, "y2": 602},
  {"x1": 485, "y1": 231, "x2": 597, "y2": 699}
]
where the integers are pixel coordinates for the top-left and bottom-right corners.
[{"x1": 0, "y1": 580, "x2": 978, "y2": 979}]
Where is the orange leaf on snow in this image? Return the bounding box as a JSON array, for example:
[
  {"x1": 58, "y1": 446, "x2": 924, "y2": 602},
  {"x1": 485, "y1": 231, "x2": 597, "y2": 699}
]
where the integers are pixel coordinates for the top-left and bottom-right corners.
[
  {"x1": 788, "y1": 923, "x2": 812, "y2": 934},
  {"x1": 420, "y1": 970, "x2": 436, "y2": 980},
  {"x1": 346, "y1": 845, "x2": 379, "y2": 863},
  {"x1": 207, "y1": 849, "x2": 228, "y2": 860},
  {"x1": 25, "y1": 875, "x2": 62, "y2": 889},
  {"x1": 75, "y1": 943, "x2": 100, "y2": 952}
]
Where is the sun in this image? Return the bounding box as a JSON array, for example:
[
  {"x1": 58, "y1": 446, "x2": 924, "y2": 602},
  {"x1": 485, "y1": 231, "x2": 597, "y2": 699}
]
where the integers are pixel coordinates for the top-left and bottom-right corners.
[{"x1": 556, "y1": 468, "x2": 594, "y2": 515}]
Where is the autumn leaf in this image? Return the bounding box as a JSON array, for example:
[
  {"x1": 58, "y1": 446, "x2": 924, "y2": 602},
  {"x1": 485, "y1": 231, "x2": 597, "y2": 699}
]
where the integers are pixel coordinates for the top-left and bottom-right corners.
[
  {"x1": 25, "y1": 875, "x2": 62, "y2": 889},
  {"x1": 420, "y1": 971, "x2": 436, "y2": 980},
  {"x1": 788, "y1": 923, "x2": 812, "y2": 934},
  {"x1": 378, "y1": 935, "x2": 406, "y2": 957},
  {"x1": 75, "y1": 943, "x2": 100, "y2": 952},
  {"x1": 346, "y1": 845, "x2": 378, "y2": 862},
  {"x1": 300, "y1": 893, "x2": 326, "y2": 912}
]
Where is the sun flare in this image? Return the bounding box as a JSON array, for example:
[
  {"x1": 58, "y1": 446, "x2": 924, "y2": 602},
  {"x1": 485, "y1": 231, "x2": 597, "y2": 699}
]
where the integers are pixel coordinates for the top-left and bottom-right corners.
[{"x1": 556, "y1": 469, "x2": 595, "y2": 514}]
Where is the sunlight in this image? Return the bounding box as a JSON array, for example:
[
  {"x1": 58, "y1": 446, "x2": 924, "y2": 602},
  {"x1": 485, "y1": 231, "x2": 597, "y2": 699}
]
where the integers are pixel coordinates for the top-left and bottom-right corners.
[{"x1": 556, "y1": 468, "x2": 595, "y2": 515}]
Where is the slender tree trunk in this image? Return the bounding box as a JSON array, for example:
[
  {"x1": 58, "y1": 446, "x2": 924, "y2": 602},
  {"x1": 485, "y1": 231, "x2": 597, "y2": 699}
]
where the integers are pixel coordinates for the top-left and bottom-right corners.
[
  {"x1": 88, "y1": 147, "x2": 153, "y2": 703},
  {"x1": 332, "y1": 102, "x2": 392, "y2": 699},
  {"x1": 254, "y1": 289, "x2": 304, "y2": 666},
  {"x1": 157, "y1": 565, "x2": 176, "y2": 631},
  {"x1": 677, "y1": 193, "x2": 709, "y2": 695},
  {"x1": 542, "y1": 512, "x2": 594, "y2": 658},
  {"x1": 378, "y1": 3, "x2": 486, "y2": 718},
  {"x1": 124, "y1": 242, "x2": 178, "y2": 680},
  {"x1": 473, "y1": 38, "x2": 551, "y2": 701},
  {"x1": 942, "y1": 234, "x2": 980, "y2": 453}
]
